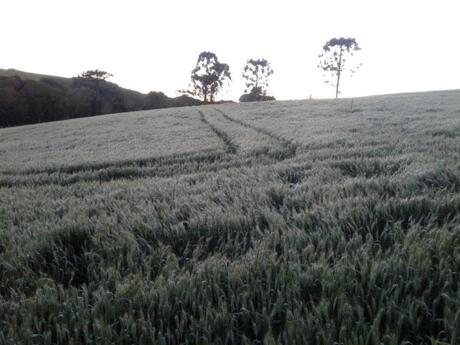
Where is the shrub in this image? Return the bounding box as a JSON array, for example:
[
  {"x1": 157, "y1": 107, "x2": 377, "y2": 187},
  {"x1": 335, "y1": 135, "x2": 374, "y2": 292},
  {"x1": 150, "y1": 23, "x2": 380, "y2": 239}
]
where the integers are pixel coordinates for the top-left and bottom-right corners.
[{"x1": 239, "y1": 87, "x2": 275, "y2": 102}]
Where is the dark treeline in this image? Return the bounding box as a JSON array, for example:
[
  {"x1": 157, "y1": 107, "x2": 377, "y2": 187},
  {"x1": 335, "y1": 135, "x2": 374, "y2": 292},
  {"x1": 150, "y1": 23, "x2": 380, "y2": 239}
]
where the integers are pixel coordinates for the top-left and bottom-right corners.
[{"x1": 0, "y1": 73, "x2": 202, "y2": 127}]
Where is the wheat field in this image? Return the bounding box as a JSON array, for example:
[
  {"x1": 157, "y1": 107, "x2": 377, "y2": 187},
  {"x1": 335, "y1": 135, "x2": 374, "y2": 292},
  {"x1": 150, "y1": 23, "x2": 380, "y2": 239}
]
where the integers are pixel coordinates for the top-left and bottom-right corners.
[{"x1": 1, "y1": 90, "x2": 460, "y2": 344}]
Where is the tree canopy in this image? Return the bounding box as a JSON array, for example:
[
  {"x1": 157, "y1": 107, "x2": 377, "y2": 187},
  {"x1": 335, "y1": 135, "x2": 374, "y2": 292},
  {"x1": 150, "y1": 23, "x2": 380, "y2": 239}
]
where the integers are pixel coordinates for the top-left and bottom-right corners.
[
  {"x1": 242, "y1": 58, "x2": 273, "y2": 95},
  {"x1": 188, "y1": 52, "x2": 231, "y2": 103},
  {"x1": 78, "y1": 70, "x2": 113, "y2": 82}
]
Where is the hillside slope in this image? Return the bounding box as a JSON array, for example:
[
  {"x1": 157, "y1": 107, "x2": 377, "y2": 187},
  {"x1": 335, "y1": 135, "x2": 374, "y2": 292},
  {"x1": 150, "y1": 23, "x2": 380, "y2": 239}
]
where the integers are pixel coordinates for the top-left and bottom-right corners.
[
  {"x1": 1, "y1": 90, "x2": 460, "y2": 344},
  {"x1": 0, "y1": 68, "x2": 71, "y2": 83},
  {"x1": 0, "y1": 69, "x2": 202, "y2": 127}
]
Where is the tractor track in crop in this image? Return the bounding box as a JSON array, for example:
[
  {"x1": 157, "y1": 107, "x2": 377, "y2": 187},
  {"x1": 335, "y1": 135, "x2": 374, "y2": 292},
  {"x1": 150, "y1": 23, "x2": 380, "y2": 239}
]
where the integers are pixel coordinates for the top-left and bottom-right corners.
[
  {"x1": 0, "y1": 109, "x2": 303, "y2": 188},
  {"x1": 213, "y1": 108, "x2": 299, "y2": 159},
  {"x1": 198, "y1": 110, "x2": 238, "y2": 154},
  {"x1": 0, "y1": 151, "x2": 299, "y2": 188}
]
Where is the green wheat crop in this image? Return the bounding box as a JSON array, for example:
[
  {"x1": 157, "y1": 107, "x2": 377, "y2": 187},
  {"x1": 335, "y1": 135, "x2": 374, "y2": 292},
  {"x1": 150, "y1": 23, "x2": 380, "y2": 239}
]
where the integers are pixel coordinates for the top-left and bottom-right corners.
[{"x1": 0, "y1": 90, "x2": 459, "y2": 344}]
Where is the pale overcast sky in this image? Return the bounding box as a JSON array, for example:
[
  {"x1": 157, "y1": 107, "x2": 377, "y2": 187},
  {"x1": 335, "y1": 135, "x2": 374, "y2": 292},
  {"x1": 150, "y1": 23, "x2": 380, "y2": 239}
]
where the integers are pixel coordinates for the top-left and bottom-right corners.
[{"x1": 2, "y1": 0, "x2": 459, "y2": 100}]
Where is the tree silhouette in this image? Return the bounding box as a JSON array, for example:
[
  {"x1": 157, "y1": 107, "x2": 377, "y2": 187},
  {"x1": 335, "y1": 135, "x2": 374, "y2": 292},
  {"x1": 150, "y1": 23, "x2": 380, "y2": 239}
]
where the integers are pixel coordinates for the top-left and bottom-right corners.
[
  {"x1": 77, "y1": 70, "x2": 114, "y2": 115},
  {"x1": 188, "y1": 52, "x2": 231, "y2": 103},
  {"x1": 239, "y1": 87, "x2": 275, "y2": 102},
  {"x1": 318, "y1": 37, "x2": 361, "y2": 98},
  {"x1": 78, "y1": 70, "x2": 113, "y2": 82},
  {"x1": 242, "y1": 58, "x2": 273, "y2": 96}
]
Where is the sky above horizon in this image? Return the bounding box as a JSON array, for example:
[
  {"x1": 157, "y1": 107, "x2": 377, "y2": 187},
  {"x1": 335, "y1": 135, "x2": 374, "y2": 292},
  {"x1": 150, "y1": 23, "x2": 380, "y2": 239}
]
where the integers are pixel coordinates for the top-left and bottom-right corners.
[{"x1": 2, "y1": 0, "x2": 459, "y2": 101}]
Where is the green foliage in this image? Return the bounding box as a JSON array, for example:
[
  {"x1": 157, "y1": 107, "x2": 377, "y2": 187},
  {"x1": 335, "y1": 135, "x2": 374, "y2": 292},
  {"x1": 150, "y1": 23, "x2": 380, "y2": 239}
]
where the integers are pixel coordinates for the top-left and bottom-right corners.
[
  {"x1": 143, "y1": 91, "x2": 171, "y2": 109},
  {"x1": 0, "y1": 91, "x2": 460, "y2": 344},
  {"x1": 240, "y1": 87, "x2": 276, "y2": 102},
  {"x1": 242, "y1": 58, "x2": 274, "y2": 94},
  {"x1": 0, "y1": 72, "x2": 204, "y2": 128},
  {"x1": 239, "y1": 58, "x2": 275, "y2": 102},
  {"x1": 30, "y1": 225, "x2": 95, "y2": 287},
  {"x1": 78, "y1": 69, "x2": 113, "y2": 81},
  {"x1": 186, "y1": 51, "x2": 231, "y2": 103},
  {"x1": 0, "y1": 208, "x2": 7, "y2": 253},
  {"x1": 143, "y1": 92, "x2": 203, "y2": 110}
]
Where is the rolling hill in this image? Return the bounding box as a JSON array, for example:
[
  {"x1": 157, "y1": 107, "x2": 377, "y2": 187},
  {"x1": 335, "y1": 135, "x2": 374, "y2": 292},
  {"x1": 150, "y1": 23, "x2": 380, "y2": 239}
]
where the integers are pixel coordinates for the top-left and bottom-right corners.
[
  {"x1": 0, "y1": 68, "x2": 72, "y2": 83},
  {"x1": 0, "y1": 69, "x2": 202, "y2": 127},
  {"x1": 1, "y1": 90, "x2": 460, "y2": 344}
]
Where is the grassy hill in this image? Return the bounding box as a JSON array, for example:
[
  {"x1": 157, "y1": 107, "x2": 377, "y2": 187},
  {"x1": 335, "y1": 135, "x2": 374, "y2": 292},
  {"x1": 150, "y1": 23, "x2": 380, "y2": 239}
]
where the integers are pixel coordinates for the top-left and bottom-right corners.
[{"x1": 1, "y1": 90, "x2": 460, "y2": 344}]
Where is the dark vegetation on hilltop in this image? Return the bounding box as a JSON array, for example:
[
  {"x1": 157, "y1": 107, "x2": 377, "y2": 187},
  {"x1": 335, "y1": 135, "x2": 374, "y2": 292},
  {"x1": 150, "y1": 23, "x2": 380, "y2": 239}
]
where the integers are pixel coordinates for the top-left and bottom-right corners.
[
  {"x1": 239, "y1": 86, "x2": 276, "y2": 102},
  {"x1": 0, "y1": 69, "x2": 202, "y2": 127}
]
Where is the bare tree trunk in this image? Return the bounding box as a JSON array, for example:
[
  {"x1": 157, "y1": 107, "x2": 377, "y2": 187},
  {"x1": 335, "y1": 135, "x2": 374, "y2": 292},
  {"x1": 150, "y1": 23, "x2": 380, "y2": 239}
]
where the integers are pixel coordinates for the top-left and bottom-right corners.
[
  {"x1": 209, "y1": 84, "x2": 215, "y2": 103},
  {"x1": 335, "y1": 47, "x2": 343, "y2": 99},
  {"x1": 203, "y1": 87, "x2": 208, "y2": 103},
  {"x1": 335, "y1": 73, "x2": 340, "y2": 99}
]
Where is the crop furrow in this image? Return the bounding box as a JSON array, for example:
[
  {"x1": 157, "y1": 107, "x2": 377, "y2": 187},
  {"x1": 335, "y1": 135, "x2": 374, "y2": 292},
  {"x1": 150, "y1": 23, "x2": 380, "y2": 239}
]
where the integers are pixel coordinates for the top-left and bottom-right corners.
[
  {"x1": 0, "y1": 151, "x2": 299, "y2": 188},
  {"x1": 0, "y1": 149, "x2": 227, "y2": 176},
  {"x1": 213, "y1": 108, "x2": 299, "y2": 158},
  {"x1": 213, "y1": 108, "x2": 292, "y2": 146},
  {"x1": 198, "y1": 110, "x2": 238, "y2": 154}
]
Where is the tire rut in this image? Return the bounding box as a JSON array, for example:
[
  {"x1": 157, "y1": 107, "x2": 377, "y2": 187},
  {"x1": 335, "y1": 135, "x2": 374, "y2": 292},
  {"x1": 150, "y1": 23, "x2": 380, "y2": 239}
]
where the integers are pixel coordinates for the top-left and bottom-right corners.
[
  {"x1": 1, "y1": 110, "x2": 300, "y2": 188},
  {"x1": 0, "y1": 151, "x2": 298, "y2": 188},
  {"x1": 198, "y1": 110, "x2": 238, "y2": 154},
  {"x1": 1, "y1": 149, "x2": 227, "y2": 176},
  {"x1": 213, "y1": 108, "x2": 298, "y2": 159}
]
